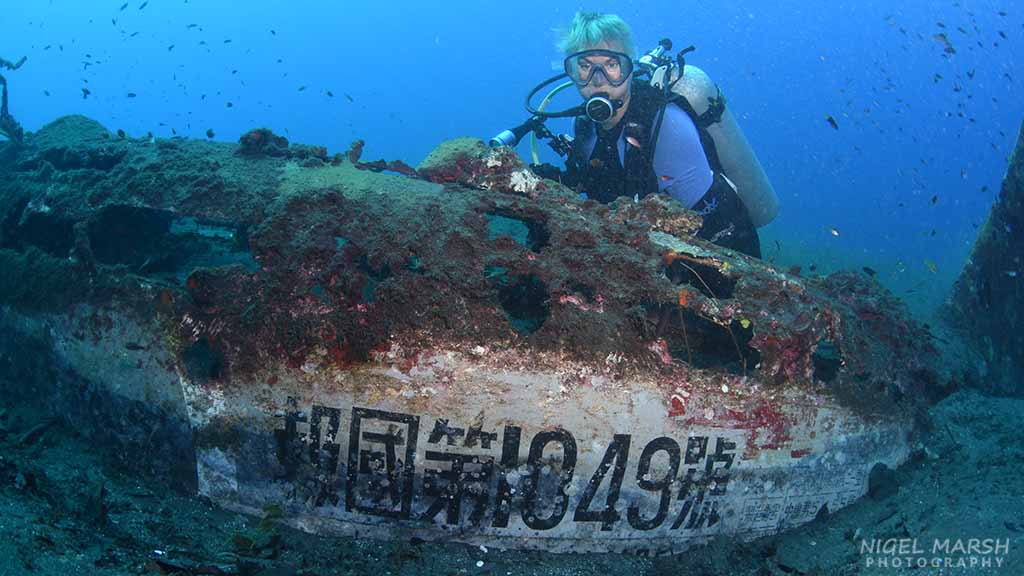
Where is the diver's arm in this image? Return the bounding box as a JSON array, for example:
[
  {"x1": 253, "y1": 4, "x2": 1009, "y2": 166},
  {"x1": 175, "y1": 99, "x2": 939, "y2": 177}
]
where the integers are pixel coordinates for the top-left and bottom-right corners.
[
  {"x1": 530, "y1": 124, "x2": 593, "y2": 188},
  {"x1": 652, "y1": 105, "x2": 713, "y2": 209}
]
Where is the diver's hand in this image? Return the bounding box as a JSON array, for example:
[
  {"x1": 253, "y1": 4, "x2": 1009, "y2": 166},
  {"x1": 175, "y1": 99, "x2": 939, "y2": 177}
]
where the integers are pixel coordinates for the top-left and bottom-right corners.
[{"x1": 530, "y1": 163, "x2": 563, "y2": 181}]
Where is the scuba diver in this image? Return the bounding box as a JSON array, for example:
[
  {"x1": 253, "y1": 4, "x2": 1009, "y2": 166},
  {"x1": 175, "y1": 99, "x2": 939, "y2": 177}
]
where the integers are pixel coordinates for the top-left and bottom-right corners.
[
  {"x1": 491, "y1": 13, "x2": 778, "y2": 258},
  {"x1": 1, "y1": 55, "x2": 26, "y2": 144}
]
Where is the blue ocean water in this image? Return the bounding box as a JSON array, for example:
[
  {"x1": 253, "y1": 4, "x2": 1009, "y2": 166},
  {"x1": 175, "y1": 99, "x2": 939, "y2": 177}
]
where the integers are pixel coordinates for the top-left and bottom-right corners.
[
  {"x1": 4, "y1": 1, "x2": 1021, "y2": 317},
  {"x1": 2, "y1": 3, "x2": 1024, "y2": 574}
]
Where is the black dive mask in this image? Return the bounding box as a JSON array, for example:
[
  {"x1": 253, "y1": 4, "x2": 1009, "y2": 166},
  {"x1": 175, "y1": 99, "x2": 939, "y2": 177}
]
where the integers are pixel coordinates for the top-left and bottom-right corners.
[{"x1": 563, "y1": 49, "x2": 635, "y2": 87}]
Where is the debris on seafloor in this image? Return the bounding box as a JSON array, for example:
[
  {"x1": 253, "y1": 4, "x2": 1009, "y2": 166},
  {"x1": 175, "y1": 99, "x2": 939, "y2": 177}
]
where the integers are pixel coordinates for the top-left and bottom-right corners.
[
  {"x1": 0, "y1": 113, "x2": 980, "y2": 555},
  {"x1": 345, "y1": 138, "x2": 419, "y2": 176}
]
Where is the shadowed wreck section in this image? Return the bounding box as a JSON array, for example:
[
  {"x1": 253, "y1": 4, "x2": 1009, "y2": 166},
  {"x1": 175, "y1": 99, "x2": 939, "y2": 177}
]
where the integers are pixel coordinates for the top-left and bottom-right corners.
[
  {"x1": 945, "y1": 119, "x2": 1024, "y2": 396},
  {"x1": 0, "y1": 117, "x2": 970, "y2": 554}
]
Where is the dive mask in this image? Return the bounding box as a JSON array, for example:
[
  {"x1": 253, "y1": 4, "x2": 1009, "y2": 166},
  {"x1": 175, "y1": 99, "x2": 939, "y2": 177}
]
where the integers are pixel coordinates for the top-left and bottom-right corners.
[{"x1": 563, "y1": 49, "x2": 634, "y2": 87}]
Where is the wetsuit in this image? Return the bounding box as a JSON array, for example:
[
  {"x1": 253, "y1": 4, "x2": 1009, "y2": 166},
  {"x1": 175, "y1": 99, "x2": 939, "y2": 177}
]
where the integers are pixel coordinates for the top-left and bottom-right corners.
[{"x1": 566, "y1": 80, "x2": 761, "y2": 258}]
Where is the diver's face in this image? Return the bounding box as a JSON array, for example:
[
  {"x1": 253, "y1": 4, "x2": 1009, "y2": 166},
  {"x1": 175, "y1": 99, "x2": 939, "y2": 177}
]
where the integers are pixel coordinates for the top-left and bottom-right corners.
[{"x1": 573, "y1": 42, "x2": 632, "y2": 102}]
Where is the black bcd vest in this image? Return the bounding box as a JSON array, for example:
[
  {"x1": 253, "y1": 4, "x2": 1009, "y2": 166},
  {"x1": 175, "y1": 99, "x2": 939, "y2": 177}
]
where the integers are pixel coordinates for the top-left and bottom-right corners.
[{"x1": 569, "y1": 80, "x2": 761, "y2": 258}]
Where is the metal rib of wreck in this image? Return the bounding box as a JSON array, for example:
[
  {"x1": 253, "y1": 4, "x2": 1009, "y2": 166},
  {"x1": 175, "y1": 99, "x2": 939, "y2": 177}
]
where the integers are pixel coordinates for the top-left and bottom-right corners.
[{"x1": 0, "y1": 115, "x2": 980, "y2": 555}]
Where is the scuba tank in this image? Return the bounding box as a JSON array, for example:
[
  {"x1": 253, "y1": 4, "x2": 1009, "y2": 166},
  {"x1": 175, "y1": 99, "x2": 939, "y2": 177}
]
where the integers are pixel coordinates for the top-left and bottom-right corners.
[{"x1": 665, "y1": 64, "x2": 779, "y2": 228}]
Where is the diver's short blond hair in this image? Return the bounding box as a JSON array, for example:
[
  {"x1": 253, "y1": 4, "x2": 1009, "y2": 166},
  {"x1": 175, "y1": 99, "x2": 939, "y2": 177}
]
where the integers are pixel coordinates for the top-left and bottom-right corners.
[{"x1": 556, "y1": 12, "x2": 636, "y2": 57}]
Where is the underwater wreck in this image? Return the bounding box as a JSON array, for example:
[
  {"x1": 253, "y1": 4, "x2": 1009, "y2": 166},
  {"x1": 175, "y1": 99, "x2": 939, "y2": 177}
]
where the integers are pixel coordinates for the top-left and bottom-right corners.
[{"x1": 0, "y1": 114, "x2": 1018, "y2": 555}]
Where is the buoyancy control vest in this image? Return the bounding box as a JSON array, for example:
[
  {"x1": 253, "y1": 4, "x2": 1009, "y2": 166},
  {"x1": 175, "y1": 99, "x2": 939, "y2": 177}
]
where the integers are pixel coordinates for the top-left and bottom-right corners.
[{"x1": 568, "y1": 80, "x2": 762, "y2": 258}]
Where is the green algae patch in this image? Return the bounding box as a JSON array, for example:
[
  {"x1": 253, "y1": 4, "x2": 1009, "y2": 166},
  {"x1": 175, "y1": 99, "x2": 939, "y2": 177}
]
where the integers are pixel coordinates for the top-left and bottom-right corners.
[{"x1": 279, "y1": 160, "x2": 443, "y2": 204}]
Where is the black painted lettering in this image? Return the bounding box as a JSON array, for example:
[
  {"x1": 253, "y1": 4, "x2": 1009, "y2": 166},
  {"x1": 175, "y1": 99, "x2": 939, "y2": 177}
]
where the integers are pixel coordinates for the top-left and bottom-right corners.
[
  {"x1": 685, "y1": 435, "x2": 708, "y2": 464},
  {"x1": 309, "y1": 404, "x2": 342, "y2": 506},
  {"x1": 706, "y1": 437, "x2": 736, "y2": 496},
  {"x1": 345, "y1": 407, "x2": 419, "y2": 519},
  {"x1": 420, "y1": 451, "x2": 494, "y2": 525},
  {"x1": 273, "y1": 396, "x2": 307, "y2": 481},
  {"x1": 573, "y1": 434, "x2": 631, "y2": 530},
  {"x1": 492, "y1": 425, "x2": 522, "y2": 528},
  {"x1": 521, "y1": 429, "x2": 577, "y2": 530},
  {"x1": 627, "y1": 436, "x2": 680, "y2": 530}
]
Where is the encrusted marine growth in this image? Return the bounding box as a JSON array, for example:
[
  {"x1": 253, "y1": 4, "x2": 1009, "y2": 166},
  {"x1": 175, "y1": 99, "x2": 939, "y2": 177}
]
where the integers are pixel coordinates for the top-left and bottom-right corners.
[
  {"x1": 0, "y1": 117, "x2": 946, "y2": 418},
  {"x1": 238, "y1": 127, "x2": 291, "y2": 158},
  {"x1": 945, "y1": 119, "x2": 1024, "y2": 396},
  {"x1": 0, "y1": 55, "x2": 27, "y2": 144}
]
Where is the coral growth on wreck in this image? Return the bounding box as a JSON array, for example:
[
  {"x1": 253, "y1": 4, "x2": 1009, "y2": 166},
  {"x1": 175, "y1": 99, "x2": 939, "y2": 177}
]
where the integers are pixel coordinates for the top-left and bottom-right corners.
[{"x1": 0, "y1": 116, "x2": 948, "y2": 418}]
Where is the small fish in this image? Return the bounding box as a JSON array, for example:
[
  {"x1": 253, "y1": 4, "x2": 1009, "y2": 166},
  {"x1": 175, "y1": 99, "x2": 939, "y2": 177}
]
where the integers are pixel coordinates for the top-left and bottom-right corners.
[
  {"x1": 998, "y1": 31, "x2": 1007, "y2": 39},
  {"x1": 625, "y1": 135, "x2": 642, "y2": 149},
  {"x1": 167, "y1": 44, "x2": 175, "y2": 51},
  {"x1": 43, "y1": 90, "x2": 50, "y2": 96},
  {"x1": 933, "y1": 33, "x2": 956, "y2": 54},
  {"x1": 829, "y1": 227, "x2": 840, "y2": 237},
  {"x1": 117, "y1": 129, "x2": 126, "y2": 138},
  {"x1": 1006, "y1": 271, "x2": 1019, "y2": 278},
  {"x1": 138, "y1": 1, "x2": 148, "y2": 9},
  {"x1": 223, "y1": 39, "x2": 232, "y2": 44},
  {"x1": 127, "y1": 92, "x2": 137, "y2": 98},
  {"x1": 81, "y1": 87, "x2": 91, "y2": 99},
  {"x1": 924, "y1": 260, "x2": 938, "y2": 274},
  {"x1": 931, "y1": 195, "x2": 938, "y2": 204},
  {"x1": 826, "y1": 115, "x2": 839, "y2": 130},
  {"x1": 226, "y1": 101, "x2": 233, "y2": 108},
  {"x1": 344, "y1": 93, "x2": 354, "y2": 102},
  {"x1": 589, "y1": 158, "x2": 604, "y2": 169},
  {"x1": 186, "y1": 23, "x2": 198, "y2": 29},
  {"x1": 298, "y1": 85, "x2": 306, "y2": 92},
  {"x1": 119, "y1": 2, "x2": 128, "y2": 9},
  {"x1": 809, "y1": 264, "x2": 817, "y2": 272},
  {"x1": 205, "y1": 128, "x2": 215, "y2": 139},
  {"x1": 130, "y1": 31, "x2": 139, "y2": 37},
  {"x1": 124, "y1": 342, "x2": 148, "y2": 351},
  {"x1": 326, "y1": 90, "x2": 334, "y2": 97},
  {"x1": 862, "y1": 266, "x2": 877, "y2": 277},
  {"x1": 659, "y1": 175, "x2": 674, "y2": 182},
  {"x1": 270, "y1": 29, "x2": 276, "y2": 35}
]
